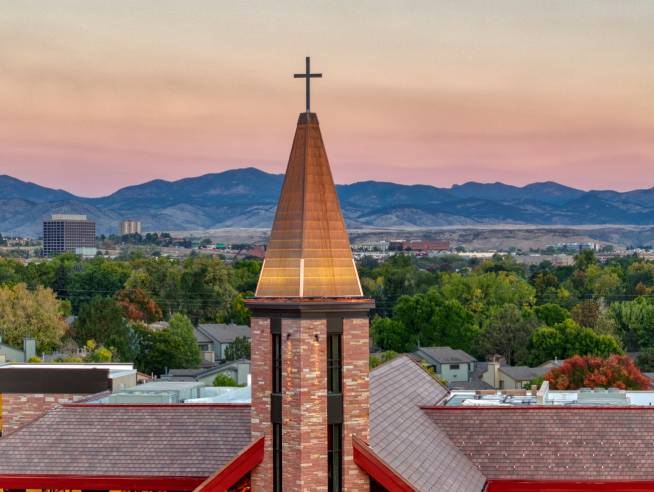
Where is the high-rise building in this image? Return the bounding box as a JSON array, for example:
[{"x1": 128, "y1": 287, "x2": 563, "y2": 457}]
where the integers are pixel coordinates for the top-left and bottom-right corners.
[
  {"x1": 120, "y1": 220, "x2": 142, "y2": 235},
  {"x1": 43, "y1": 214, "x2": 96, "y2": 257},
  {"x1": 246, "y1": 58, "x2": 373, "y2": 491}
]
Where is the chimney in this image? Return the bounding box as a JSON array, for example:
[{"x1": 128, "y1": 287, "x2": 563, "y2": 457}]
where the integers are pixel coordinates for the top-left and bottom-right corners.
[{"x1": 23, "y1": 338, "x2": 36, "y2": 362}]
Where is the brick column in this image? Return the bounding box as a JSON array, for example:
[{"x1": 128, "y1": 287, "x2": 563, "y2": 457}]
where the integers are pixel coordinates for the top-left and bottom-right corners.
[
  {"x1": 282, "y1": 318, "x2": 328, "y2": 491},
  {"x1": 343, "y1": 317, "x2": 371, "y2": 492},
  {"x1": 250, "y1": 317, "x2": 272, "y2": 490}
]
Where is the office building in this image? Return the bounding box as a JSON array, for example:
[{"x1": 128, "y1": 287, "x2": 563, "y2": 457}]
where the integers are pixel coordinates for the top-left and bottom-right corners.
[
  {"x1": 43, "y1": 214, "x2": 96, "y2": 257},
  {"x1": 120, "y1": 219, "x2": 142, "y2": 235}
]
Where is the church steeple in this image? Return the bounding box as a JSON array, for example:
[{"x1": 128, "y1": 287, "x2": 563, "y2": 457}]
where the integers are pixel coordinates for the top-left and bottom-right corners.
[
  {"x1": 248, "y1": 58, "x2": 373, "y2": 492},
  {"x1": 255, "y1": 68, "x2": 362, "y2": 298}
]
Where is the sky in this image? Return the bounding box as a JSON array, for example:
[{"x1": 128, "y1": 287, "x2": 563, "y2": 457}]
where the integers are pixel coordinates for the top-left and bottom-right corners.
[{"x1": 1, "y1": 1, "x2": 654, "y2": 196}]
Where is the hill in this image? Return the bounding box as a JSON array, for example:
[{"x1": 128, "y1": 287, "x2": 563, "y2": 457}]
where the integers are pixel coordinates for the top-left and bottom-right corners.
[{"x1": 2, "y1": 168, "x2": 654, "y2": 236}]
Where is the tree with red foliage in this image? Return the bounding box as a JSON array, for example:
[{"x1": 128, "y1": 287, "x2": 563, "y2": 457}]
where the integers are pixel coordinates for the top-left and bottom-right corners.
[
  {"x1": 545, "y1": 354, "x2": 651, "y2": 390},
  {"x1": 114, "y1": 287, "x2": 163, "y2": 323}
]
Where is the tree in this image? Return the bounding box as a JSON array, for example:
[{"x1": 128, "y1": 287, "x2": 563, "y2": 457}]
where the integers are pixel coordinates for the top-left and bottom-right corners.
[
  {"x1": 534, "y1": 303, "x2": 570, "y2": 326},
  {"x1": 225, "y1": 336, "x2": 251, "y2": 361},
  {"x1": 637, "y1": 347, "x2": 654, "y2": 372},
  {"x1": 68, "y1": 257, "x2": 132, "y2": 312},
  {"x1": 610, "y1": 298, "x2": 654, "y2": 351},
  {"x1": 545, "y1": 354, "x2": 650, "y2": 390},
  {"x1": 371, "y1": 317, "x2": 417, "y2": 353},
  {"x1": 528, "y1": 319, "x2": 623, "y2": 366},
  {"x1": 570, "y1": 298, "x2": 616, "y2": 335},
  {"x1": 178, "y1": 256, "x2": 237, "y2": 323},
  {"x1": 114, "y1": 288, "x2": 163, "y2": 323},
  {"x1": 221, "y1": 294, "x2": 251, "y2": 325},
  {"x1": 481, "y1": 304, "x2": 537, "y2": 365},
  {"x1": 574, "y1": 250, "x2": 597, "y2": 271},
  {"x1": 73, "y1": 296, "x2": 134, "y2": 361},
  {"x1": 0, "y1": 283, "x2": 68, "y2": 352},
  {"x1": 138, "y1": 314, "x2": 201, "y2": 375},
  {"x1": 392, "y1": 288, "x2": 479, "y2": 354},
  {"x1": 213, "y1": 373, "x2": 239, "y2": 387},
  {"x1": 84, "y1": 340, "x2": 113, "y2": 362}
]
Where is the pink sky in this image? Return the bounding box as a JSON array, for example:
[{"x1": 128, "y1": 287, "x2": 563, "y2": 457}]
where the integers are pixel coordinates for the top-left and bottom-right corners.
[{"x1": 1, "y1": 1, "x2": 654, "y2": 196}]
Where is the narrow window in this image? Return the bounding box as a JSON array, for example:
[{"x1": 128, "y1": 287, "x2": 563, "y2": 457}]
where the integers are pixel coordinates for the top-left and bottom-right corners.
[
  {"x1": 327, "y1": 334, "x2": 342, "y2": 394},
  {"x1": 272, "y1": 333, "x2": 282, "y2": 394},
  {"x1": 328, "y1": 423, "x2": 342, "y2": 492},
  {"x1": 273, "y1": 422, "x2": 282, "y2": 492}
]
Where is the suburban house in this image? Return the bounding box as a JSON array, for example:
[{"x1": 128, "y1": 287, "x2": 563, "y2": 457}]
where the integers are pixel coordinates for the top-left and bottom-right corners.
[
  {"x1": 194, "y1": 323, "x2": 250, "y2": 362},
  {"x1": 0, "y1": 337, "x2": 36, "y2": 363},
  {"x1": 162, "y1": 359, "x2": 251, "y2": 386},
  {"x1": 415, "y1": 346, "x2": 477, "y2": 384},
  {"x1": 482, "y1": 360, "x2": 549, "y2": 389}
]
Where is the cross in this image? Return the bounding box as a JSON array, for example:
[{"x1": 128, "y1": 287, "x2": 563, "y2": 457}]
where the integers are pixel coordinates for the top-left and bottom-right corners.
[{"x1": 294, "y1": 56, "x2": 322, "y2": 113}]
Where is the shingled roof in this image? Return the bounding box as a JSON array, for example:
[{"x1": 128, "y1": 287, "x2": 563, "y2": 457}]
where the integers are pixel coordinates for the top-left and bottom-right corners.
[
  {"x1": 0, "y1": 404, "x2": 250, "y2": 480},
  {"x1": 369, "y1": 355, "x2": 486, "y2": 492},
  {"x1": 427, "y1": 407, "x2": 654, "y2": 481}
]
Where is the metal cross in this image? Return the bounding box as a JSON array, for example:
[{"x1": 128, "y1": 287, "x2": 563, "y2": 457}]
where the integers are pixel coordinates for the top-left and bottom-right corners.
[{"x1": 294, "y1": 56, "x2": 322, "y2": 113}]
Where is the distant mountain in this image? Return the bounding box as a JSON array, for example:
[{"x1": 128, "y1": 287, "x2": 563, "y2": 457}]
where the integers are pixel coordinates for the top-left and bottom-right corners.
[
  {"x1": 2, "y1": 167, "x2": 654, "y2": 236},
  {"x1": 0, "y1": 175, "x2": 77, "y2": 203}
]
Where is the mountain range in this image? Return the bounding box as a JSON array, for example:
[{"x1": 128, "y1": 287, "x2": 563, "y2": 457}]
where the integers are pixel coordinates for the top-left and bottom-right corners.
[{"x1": 2, "y1": 168, "x2": 654, "y2": 236}]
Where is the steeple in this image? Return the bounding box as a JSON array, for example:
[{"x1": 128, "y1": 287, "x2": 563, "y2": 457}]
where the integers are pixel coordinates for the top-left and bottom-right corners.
[{"x1": 255, "y1": 113, "x2": 363, "y2": 297}]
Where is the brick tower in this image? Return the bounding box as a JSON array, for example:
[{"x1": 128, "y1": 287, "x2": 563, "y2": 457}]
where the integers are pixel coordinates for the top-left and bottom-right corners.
[{"x1": 246, "y1": 58, "x2": 374, "y2": 492}]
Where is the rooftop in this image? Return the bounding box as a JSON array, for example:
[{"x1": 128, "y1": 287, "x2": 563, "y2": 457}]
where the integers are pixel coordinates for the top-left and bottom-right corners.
[
  {"x1": 195, "y1": 323, "x2": 250, "y2": 343},
  {"x1": 417, "y1": 347, "x2": 477, "y2": 364},
  {"x1": 0, "y1": 404, "x2": 251, "y2": 480},
  {"x1": 427, "y1": 406, "x2": 654, "y2": 481}
]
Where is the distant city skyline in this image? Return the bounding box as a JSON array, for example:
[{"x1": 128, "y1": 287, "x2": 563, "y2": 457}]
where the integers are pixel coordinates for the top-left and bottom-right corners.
[{"x1": 2, "y1": 1, "x2": 654, "y2": 196}]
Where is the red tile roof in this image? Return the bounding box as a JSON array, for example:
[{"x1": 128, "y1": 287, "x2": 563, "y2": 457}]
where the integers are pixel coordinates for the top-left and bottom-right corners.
[
  {"x1": 369, "y1": 355, "x2": 486, "y2": 492},
  {"x1": 0, "y1": 404, "x2": 251, "y2": 479},
  {"x1": 426, "y1": 407, "x2": 654, "y2": 481}
]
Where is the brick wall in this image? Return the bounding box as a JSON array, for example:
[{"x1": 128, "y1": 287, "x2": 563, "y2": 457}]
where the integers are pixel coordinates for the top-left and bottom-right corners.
[
  {"x1": 1, "y1": 393, "x2": 88, "y2": 436},
  {"x1": 282, "y1": 318, "x2": 328, "y2": 491},
  {"x1": 250, "y1": 317, "x2": 273, "y2": 490},
  {"x1": 343, "y1": 318, "x2": 371, "y2": 492},
  {"x1": 250, "y1": 313, "x2": 370, "y2": 492}
]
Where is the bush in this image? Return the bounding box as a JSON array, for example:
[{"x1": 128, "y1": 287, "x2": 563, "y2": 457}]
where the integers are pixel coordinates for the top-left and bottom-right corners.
[{"x1": 213, "y1": 373, "x2": 239, "y2": 387}]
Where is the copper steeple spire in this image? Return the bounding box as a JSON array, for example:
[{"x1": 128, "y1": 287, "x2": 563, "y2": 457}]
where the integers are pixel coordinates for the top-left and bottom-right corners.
[{"x1": 255, "y1": 60, "x2": 362, "y2": 298}]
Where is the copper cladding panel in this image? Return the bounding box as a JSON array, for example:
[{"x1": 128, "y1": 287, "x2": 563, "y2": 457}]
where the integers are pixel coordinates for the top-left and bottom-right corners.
[{"x1": 256, "y1": 113, "x2": 363, "y2": 298}]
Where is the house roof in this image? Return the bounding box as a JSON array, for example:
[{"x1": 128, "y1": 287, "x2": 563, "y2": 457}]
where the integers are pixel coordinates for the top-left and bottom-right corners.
[
  {"x1": 449, "y1": 362, "x2": 492, "y2": 390},
  {"x1": 426, "y1": 407, "x2": 654, "y2": 481},
  {"x1": 0, "y1": 404, "x2": 251, "y2": 479},
  {"x1": 417, "y1": 347, "x2": 477, "y2": 364},
  {"x1": 369, "y1": 355, "x2": 486, "y2": 492},
  {"x1": 498, "y1": 365, "x2": 548, "y2": 382},
  {"x1": 195, "y1": 324, "x2": 250, "y2": 344}
]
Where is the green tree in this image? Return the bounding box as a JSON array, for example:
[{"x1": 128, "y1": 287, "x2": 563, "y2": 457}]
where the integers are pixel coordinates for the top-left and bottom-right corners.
[
  {"x1": 138, "y1": 314, "x2": 201, "y2": 375},
  {"x1": 481, "y1": 304, "x2": 538, "y2": 365},
  {"x1": 68, "y1": 257, "x2": 132, "y2": 312},
  {"x1": 574, "y1": 249, "x2": 597, "y2": 271},
  {"x1": 371, "y1": 317, "x2": 417, "y2": 353},
  {"x1": 221, "y1": 294, "x2": 251, "y2": 325},
  {"x1": 213, "y1": 373, "x2": 239, "y2": 387},
  {"x1": 0, "y1": 283, "x2": 68, "y2": 352},
  {"x1": 74, "y1": 296, "x2": 134, "y2": 361},
  {"x1": 534, "y1": 303, "x2": 570, "y2": 327},
  {"x1": 610, "y1": 298, "x2": 654, "y2": 351},
  {"x1": 637, "y1": 347, "x2": 654, "y2": 372},
  {"x1": 528, "y1": 319, "x2": 623, "y2": 366},
  {"x1": 225, "y1": 336, "x2": 251, "y2": 361}
]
